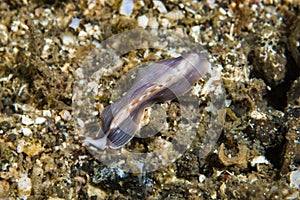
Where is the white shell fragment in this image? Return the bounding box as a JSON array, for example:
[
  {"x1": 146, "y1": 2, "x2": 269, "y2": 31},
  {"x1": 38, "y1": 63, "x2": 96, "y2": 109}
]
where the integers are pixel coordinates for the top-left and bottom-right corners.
[
  {"x1": 190, "y1": 25, "x2": 201, "y2": 42},
  {"x1": 153, "y1": 0, "x2": 167, "y2": 13},
  {"x1": 22, "y1": 115, "x2": 34, "y2": 125},
  {"x1": 163, "y1": 10, "x2": 184, "y2": 20},
  {"x1": 35, "y1": 117, "x2": 46, "y2": 124},
  {"x1": 42, "y1": 110, "x2": 51, "y2": 117},
  {"x1": 61, "y1": 32, "x2": 76, "y2": 45},
  {"x1": 148, "y1": 17, "x2": 159, "y2": 28},
  {"x1": 69, "y1": 17, "x2": 81, "y2": 30},
  {"x1": 250, "y1": 156, "x2": 269, "y2": 167},
  {"x1": 0, "y1": 23, "x2": 8, "y2": 44},
  {"x1": 137, "y1": 15, "x2": 149, "y2": 29},
  {"x1": 17, "y1": 140, "x2": 25, "y2": 153},
  {"x1": 290, "y1": 170, "x2": 300, "y2": 189},
  {"x1": 18, "y1": 174, "x2": 32, "y2": 198},
  {"x1": 119, "y1": 0, "x2": 134, "y2": 16},
  {"x1": 22, "y1": 127, "x2": 32, "y2": 136}
]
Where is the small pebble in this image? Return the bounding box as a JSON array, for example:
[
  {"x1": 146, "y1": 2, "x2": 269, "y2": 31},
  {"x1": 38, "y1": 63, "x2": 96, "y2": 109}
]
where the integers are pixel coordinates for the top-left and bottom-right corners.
[
  {"x1": 7, "y1": 133, "x2": 17, "y2": 142},
  {"x1": 42, "y1": 110, "x2": 51, "y2": 117},
  {"x1": 35, "y1": 117, "x2": 46, "y2": 124},
  {"x1": 0, "y1": 180, "x2": 10, "y2": 197},
  {"x1": 199, "y1": 174, "x2": 206, "y2": 183},
  {"x1": 22, "y1": 127, "x2": 32, "y2": 136},
  {"x1": 60, "y1": 110, "x2": 71, "y2": 121}
]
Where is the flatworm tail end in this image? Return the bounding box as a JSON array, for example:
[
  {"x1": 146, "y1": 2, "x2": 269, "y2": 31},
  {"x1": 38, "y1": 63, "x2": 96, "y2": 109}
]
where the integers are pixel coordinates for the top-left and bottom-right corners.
[
  {"x1": 106, "y1": 127, "x2": 135, "y2": 149},
  {"x1": 79, "y1": 134, "x2": 108, "y2": 150}
]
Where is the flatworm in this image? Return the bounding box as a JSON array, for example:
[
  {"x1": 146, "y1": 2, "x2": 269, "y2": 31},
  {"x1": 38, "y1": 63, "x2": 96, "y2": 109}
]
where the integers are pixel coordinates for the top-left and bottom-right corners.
[{"x1": 80, "y1": 52, "x2": 210, "y2": 150}]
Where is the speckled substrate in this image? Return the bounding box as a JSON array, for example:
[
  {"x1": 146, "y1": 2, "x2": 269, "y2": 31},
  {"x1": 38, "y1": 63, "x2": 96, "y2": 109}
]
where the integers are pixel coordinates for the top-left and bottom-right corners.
[{"x1": 0, "y1": 0, "x2": 300, "y2": 199}]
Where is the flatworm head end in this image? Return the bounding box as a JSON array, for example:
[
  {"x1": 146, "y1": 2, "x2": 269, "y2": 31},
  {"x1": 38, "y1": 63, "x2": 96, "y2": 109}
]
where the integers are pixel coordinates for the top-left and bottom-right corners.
[{"x1": 182, "y1": 52, "x2": 210, "y2": 77}]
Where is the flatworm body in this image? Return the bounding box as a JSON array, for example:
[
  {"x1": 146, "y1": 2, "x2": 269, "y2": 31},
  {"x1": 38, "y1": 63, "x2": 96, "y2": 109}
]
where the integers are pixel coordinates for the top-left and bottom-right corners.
[{"x1": 81, "y1": 52, "x2": 210, "y2": 150}]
